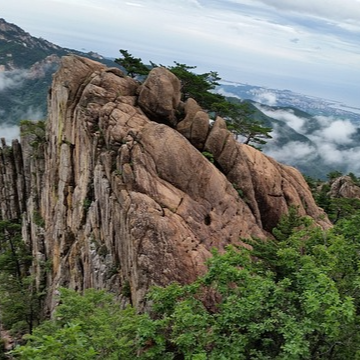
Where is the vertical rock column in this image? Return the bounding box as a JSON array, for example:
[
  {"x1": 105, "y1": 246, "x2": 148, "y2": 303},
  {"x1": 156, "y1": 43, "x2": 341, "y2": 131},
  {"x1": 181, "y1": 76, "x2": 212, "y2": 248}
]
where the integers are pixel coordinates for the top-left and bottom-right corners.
[{"x1": 0, "y1": 138, "x2": 26, "y2": 220}]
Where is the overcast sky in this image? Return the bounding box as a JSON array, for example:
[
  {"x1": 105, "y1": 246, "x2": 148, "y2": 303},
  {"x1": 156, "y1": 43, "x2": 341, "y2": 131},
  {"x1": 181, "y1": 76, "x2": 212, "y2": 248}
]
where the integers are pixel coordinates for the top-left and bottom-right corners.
[{"x1": 2, "y1": 0, "x2": 360, "y2": 107}]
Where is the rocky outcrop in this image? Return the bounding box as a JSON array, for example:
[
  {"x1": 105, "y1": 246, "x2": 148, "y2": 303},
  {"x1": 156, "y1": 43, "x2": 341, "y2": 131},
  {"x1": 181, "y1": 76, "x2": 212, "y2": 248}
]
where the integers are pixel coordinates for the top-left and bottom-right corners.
[
  {"x1": 330, "y1": 176, "x2": 360, "y2": 199},
  {"x1": 176, "y1": 101, "x2": 329, "y2": 232},
  {"x1": 138, "y1": 67, "x2": 181, "y2": 126},
  {"x1": 0, "y1": 138, "x2": 26, "y2": 219},
  {"x1": 0, "y1": 55, "x2": 330, "y2": 312}
]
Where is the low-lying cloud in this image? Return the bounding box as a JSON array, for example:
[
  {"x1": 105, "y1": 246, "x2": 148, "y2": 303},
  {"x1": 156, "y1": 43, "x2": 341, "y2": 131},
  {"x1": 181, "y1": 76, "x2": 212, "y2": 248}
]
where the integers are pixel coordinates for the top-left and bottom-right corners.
[
  {"x1": 0, "y1": 69, "x2": 30, "y2": 91},
  {"x1": 216, "y1": 88, "x2": 241, "y2": 99},
  {"x1": 262, "y1": 106, "x2": 360, "y2": 175},
  {"x1": 1, "y1": 106, "x2": 45, "y2": 127},
  {"x1": 265, "y1": 139, "x2": 317, "y2": 164},
  {"x1": 250, "y1": 90, "x2": 277, "y2": 106},
  {"x1": 17, "y1": 107, "x2": 44, "y2": 122},
  {"x1": 311, "y1": 118, "x2": 356, "y2": 145},
  {"x1": 260, "y1": 107, "x2": 307, "y2": 133},
  {"x1": 0, "y1": 106, "x2": 43, "y2": 145},
  {"x1": 0, "y1": 124, "x2": 20, "y2": 144}
]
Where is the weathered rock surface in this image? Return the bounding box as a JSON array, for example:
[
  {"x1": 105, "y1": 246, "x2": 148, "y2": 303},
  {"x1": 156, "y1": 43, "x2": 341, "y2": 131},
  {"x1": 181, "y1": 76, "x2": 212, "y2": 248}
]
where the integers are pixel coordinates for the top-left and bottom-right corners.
[
  {"x1": 138, "y1": 67, "x2": 181, "y2": 127},
  {"x1": 0, "y1": 55, "x2": 331, "y2": 312},
  {"x1": 330, "y1": 176, "x2": 360, "y2": 199}
]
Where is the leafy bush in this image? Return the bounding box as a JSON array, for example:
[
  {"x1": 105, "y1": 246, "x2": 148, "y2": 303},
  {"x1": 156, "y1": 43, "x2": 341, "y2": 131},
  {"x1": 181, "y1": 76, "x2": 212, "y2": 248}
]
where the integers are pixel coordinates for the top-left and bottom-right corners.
[
  {"x1": 11, "y1": 210, "x2": 360, "y2": 359},
  {"x1": 146, "y1": 228, "x2": 359, "y2": 359},
  {"x1": 201, "y1": 151, "x2": 215, "y2": 164},
  {"x1": 11, "y1": 288, "x2": 162, "y2": 359}
]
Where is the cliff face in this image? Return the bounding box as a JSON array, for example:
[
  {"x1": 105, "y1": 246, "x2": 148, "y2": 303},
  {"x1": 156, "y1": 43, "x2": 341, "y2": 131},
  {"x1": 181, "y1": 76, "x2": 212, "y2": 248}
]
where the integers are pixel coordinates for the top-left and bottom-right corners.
[{"x1": 0, "y1": 55, "x2": 330, "y2": 311}]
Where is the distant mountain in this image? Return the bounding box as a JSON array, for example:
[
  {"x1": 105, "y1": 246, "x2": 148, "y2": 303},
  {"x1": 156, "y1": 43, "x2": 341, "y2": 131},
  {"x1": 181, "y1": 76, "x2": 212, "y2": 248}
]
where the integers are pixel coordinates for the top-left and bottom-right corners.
[
  {"x1": 0, "y1": 18, "x2": 117, "y2": 125},
  {"x1": 217, "y1": 81, "x2": 360, "y2": 123},
  {"x1": 1, "y1": 18, "x2": 359, "y2": 179},
  {"x1": 218, "y1": 83, "x2": 360, "y2": 179},
  {"x1": 0, "y1": 18, "x2": 65, "y2": 70}
]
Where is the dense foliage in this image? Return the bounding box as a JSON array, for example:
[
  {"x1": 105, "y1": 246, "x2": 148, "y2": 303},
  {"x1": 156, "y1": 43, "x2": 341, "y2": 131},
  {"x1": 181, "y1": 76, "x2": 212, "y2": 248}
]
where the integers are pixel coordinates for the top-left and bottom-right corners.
[
  {"x1": 0, "y1": 221, "x2": 41, "y2": 338},
  {"x1": 11, "y1": 288, "x2": 152, "y2": 359},
  {"x1": 10, "y1": 209, "x2": 360, "y2": 359}
]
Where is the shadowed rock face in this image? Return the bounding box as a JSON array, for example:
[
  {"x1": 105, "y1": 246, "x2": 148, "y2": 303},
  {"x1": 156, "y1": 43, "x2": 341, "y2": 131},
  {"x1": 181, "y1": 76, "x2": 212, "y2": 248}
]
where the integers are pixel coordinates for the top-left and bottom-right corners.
[{"x1": 0, "y1": 55, "x2": 330, "y2": 311}]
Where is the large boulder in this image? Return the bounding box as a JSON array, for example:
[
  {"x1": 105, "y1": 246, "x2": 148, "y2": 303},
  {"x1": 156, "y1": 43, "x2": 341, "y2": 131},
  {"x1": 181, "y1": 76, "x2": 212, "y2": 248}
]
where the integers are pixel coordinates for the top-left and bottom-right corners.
[
  {"x1": 177, "y1": 98, "x2": 210, "y2": 150},
  {"x1": 138, "y1": 67, "x2": 181, "y2": 127}
]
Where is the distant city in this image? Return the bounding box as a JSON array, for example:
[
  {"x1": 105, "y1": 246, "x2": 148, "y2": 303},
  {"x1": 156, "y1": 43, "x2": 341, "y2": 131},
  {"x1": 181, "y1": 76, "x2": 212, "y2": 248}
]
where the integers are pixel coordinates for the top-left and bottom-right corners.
[{"x1": 217, "y1": 81, "x2": 360, "y2": 123}]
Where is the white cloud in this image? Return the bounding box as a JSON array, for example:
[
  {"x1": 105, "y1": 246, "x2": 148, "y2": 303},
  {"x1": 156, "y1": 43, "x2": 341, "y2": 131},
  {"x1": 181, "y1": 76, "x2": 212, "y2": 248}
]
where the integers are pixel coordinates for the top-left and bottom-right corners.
[
  {"x1": 311, "y1": 141, "x2": 360, "y2": 174},
  {"x1": 0, "y1": 69, "x2": 29, "y2": 91},
  {"x1": 254, "y1": 0, "x2": 360, "y2": 22},
  {"x1": 265, "y1": 129, "x2": 360, "y2": 175},
  {"x1": 257, "y1": 106, "x2": 307, "y2": 133},
  {"x1": 312, "y1": 119, "x2": 356, "y2": 145},
  {"x1": 21, "y1": 107, "x2": 44, "y2": 121},
  {"x1": 265, "y1": 140, "x2": 317, "y2": 163},
  {"x1": 313, "y1": 115, "x2": 333, "y2": 128},
  {"x1": 337, "y1": 22, "x2": 360, "y2": 32},
  {"x1": 261, "y1": 106, "x2": 360, "y2": 174},
  {"x1": 125, "y1": 2, "x2": 144, "y2": 7},
  {"x1": 317, "y1": 143, "x2": 345, "y2": 164},
  {"x1": 0, "y1": 124, "x2": 20, "y2": 144},
  {"x1": 343, "y1": 147, "x2": 360, "y2": 173},
  {"x1": 216, "y1": 88, "x2": 241, "y2": 99},
  {"x1": 259, "y1": 108, "x2": 358, "y2": 146},
  {"x1": 252, "y1": 91, "x2": 277, "y2": 106}
]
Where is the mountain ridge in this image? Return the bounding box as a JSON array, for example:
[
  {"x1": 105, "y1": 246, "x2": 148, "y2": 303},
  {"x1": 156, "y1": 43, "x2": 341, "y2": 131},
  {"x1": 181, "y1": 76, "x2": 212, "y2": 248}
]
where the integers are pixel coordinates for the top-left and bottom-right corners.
[
  {"x1": 1, "y1": 18, "x2": 359, "y2": 179},
  {"x1": 0, "y1": 55, "x2": 330, "y2": 313},
  {"x1": 0, "y1": 18, "x2": 118, "y2": 125},
  {"x1": 217, "y1": 80, "x2": 360, "y2": 122}
]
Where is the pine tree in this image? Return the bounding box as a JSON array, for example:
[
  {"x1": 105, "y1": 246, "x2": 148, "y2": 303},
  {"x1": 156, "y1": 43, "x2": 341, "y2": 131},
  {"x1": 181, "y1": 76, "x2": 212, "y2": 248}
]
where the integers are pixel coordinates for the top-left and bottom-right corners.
[{"x1": 114, "y1": 49, "x2": 151, "y2": 78}]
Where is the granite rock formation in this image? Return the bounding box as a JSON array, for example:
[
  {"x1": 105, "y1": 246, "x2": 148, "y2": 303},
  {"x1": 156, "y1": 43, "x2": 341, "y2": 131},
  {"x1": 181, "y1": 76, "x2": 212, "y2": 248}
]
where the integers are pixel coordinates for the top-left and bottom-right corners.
[
  {"x1": 330, "y1": 176, "x2": 360, "y2": 199},
  {"x1": 0, "y1": 55, "x2": 330, "y2": 312}
]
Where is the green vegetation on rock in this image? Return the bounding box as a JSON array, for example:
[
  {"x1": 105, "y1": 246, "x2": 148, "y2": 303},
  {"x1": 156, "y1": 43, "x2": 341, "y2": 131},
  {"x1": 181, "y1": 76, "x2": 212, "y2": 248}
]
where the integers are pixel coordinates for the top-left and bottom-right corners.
[
  {"x1": 0, "y1": 220, "x2": 42, "y2": 338},
  {"x1": 306, "y1": 172, "x2": 360, "y2": 223},
  {"x1": 116, "y1": 49, "x2": 273, "y2": 148},
  {"x1": 11, "y1": 209, "x2": 360, "y2": 359}
]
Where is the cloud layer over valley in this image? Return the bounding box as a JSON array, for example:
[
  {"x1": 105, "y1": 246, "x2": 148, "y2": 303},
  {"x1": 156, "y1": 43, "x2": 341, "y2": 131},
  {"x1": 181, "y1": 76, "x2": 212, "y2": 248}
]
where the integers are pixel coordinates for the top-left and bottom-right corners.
[
  {"x1": 261, "y1": 105, "x2": 360, "y2": 175},
  {"x1": 0, "y1": 69, "x2": 30, "y2": 91},
  {"x1": 0, "y1": 67, "x2": 46, "y2": 127}
]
